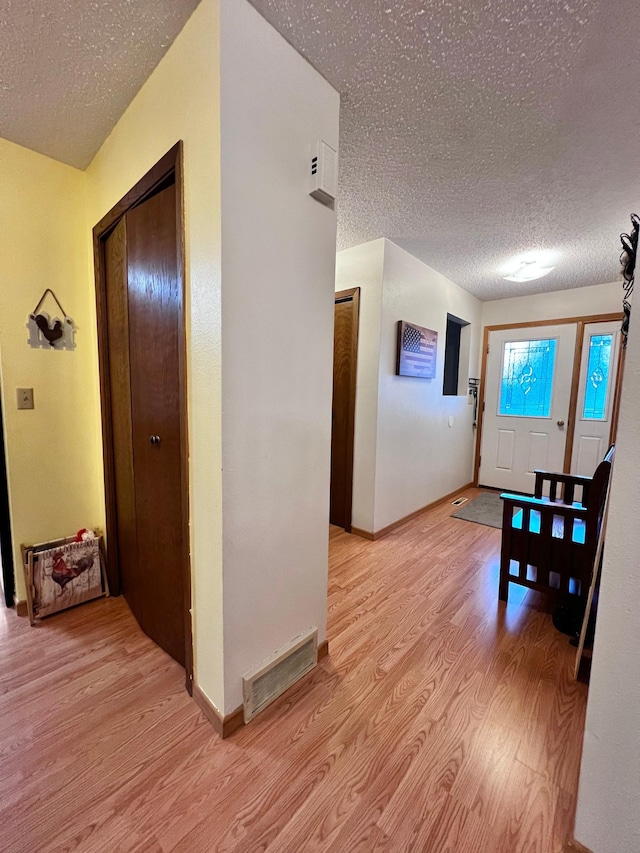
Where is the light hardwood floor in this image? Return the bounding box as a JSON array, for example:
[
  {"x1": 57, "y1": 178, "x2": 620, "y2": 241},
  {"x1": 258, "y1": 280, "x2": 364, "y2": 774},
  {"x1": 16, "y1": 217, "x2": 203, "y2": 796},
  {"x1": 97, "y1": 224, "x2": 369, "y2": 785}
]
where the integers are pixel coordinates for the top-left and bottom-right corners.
[{"x1": 0, "y1": 488, "x2": 587, "y2": 852}]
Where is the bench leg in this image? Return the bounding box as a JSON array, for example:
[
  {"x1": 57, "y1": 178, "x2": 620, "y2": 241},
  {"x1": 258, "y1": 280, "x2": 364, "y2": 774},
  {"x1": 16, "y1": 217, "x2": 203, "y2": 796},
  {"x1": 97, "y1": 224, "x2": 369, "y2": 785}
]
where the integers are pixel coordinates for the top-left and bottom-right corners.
[
  {"x1": 499, "y1": 507, "x2": 512, "y2": 603},
  {"x1": 499, "y1": 559, "x2": 509, "y2": 603}
]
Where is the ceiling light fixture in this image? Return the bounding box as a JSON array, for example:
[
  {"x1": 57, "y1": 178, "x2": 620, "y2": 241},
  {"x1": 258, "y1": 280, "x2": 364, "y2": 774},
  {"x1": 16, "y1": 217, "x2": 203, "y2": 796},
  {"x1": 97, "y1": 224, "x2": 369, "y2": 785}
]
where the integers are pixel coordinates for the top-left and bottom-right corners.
[{"x1": 501, "y1": 254, "x2": 556, "y2": 283}]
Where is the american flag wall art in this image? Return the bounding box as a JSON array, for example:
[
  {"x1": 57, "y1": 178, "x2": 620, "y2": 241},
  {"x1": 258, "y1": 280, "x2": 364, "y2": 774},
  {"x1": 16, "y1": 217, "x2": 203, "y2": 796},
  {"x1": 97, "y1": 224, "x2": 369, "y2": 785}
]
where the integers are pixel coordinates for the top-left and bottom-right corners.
[{"x1": 396, "y1": 320, "x2": 438, "y2": 378}]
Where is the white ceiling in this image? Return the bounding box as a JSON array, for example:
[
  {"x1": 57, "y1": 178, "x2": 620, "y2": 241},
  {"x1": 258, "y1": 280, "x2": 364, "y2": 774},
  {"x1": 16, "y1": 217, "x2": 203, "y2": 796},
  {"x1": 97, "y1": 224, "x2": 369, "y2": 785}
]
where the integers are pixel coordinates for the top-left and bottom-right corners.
[
  {"x1": 248, "y1": 0, "x2": 637, "y2": 300},
  {"x1": 0, "y1": 0, "x2": 636, "y2": 300},
  {"x1": 0, "y1": 0, "x2": 200, "y2": 169}
]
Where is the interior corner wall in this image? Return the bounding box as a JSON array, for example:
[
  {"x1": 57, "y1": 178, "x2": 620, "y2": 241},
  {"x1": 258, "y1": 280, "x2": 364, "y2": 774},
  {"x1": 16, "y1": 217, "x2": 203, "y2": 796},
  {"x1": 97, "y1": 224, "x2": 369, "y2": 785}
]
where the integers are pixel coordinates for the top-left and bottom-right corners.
[
  {"x1": 481, "y1": 281, "x2": 622, "y2": 330},
  {"x1": 573, "y1": 306, "x2": 640, "y2": 853},
  {"x1": 335, "y1": 239, "x2": 385, "y2": 533},
  {"x1": 85, "y1": 0, "x2": 225, "y2": 711},
  {"x1": 220, "y1": 0, "x2": 340, "y2": 713},
  {"x1": 0, "y1": 138, "x2": 101, "y2": 602},
  {"x1": 373, "y1": 240, "x2": 481, "y2": 532}
]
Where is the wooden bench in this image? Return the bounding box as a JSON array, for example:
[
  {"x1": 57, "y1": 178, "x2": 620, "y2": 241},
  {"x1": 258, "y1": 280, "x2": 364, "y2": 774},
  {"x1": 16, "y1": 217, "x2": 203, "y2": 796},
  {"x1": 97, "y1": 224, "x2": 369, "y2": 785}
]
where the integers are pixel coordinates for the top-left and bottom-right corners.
[{"x1": 499, "y1": 446, "x2": 614, "y2": 604}]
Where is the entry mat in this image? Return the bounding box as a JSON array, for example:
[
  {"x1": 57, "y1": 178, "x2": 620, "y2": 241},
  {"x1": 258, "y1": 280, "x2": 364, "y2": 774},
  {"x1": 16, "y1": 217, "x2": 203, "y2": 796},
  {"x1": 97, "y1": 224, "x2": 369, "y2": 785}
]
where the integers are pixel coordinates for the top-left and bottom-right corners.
[{"x1": 451, "y1": 492, "x2": 503, "y2": 529}]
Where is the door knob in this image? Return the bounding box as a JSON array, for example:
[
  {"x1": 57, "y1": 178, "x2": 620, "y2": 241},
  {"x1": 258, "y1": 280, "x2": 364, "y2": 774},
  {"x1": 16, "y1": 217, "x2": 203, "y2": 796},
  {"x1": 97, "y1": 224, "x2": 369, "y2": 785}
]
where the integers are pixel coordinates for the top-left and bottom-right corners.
[
  {"x1": 149, "y1": 435, "x2": 161, "y2": 445},
  {"x1": 557, "y1": 420, "x2": 565, "y2": 427}
]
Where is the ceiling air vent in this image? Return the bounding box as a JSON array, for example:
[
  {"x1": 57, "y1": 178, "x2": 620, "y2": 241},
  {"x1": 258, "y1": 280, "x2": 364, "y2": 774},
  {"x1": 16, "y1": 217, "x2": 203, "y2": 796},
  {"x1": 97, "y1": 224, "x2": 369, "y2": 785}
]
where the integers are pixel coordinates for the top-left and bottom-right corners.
[{"x1": 242, "y1": 628, "x2": 318, "y2": 723}]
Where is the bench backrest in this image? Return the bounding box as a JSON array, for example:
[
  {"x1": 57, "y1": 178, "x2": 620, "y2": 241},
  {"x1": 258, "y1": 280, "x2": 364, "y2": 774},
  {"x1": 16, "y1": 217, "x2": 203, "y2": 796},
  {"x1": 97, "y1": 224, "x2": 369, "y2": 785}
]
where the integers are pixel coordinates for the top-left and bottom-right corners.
[{"x1": 585, "y1": 445, "x2": 615, "y2": 543}]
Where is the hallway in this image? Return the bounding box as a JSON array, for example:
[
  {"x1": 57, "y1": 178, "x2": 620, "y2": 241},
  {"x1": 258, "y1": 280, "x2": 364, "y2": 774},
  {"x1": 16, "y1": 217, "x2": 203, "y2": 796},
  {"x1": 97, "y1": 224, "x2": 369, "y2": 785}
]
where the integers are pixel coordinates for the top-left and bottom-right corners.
[{"x1": 0, "y1": 488, "x2": 586, "y2": 851}]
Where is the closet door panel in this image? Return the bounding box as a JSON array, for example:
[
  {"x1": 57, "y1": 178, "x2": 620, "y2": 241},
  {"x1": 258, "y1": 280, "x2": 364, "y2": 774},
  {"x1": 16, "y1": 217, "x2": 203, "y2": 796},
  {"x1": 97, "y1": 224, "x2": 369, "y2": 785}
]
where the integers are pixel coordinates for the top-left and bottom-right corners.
[
  {"x1": 104, "y1": 217, "x2": 143, "y2": 624},
  {"x1": 126, "y1": 184, "x2": 185, "y2": 666}
]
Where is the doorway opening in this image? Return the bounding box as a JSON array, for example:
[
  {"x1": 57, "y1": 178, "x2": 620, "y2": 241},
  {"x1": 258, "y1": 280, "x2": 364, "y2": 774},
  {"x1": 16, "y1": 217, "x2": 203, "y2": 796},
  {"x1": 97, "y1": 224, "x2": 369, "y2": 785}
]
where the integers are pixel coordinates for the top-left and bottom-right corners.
[
  {"x1": 475, "y1": 312, "x2": 623, "y2": 491},
  {"x1": 330, "y1": 288, "x2": 360, "y2": 532},
  {"x1": 93, "y1": 142, "x2": 192, "y2": 692}
]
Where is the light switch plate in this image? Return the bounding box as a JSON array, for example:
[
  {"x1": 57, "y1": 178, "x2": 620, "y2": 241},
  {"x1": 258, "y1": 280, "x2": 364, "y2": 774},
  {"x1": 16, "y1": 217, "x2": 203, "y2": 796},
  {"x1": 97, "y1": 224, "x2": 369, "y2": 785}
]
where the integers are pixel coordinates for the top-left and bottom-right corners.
[{"x1": 17, "y1": 388, "x2": 34, "y2": 410}]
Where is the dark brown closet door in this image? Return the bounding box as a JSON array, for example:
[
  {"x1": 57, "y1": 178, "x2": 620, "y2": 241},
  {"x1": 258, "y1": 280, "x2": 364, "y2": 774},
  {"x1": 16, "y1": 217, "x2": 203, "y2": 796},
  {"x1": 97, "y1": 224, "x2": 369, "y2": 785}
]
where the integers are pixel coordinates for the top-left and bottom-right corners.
[
  {"x1": 104, "y1": 183, "x2": 185, "y2": 667},
  {"x1": 104, "y1": 218, "x2": 143, "y2": 626},
  {"x1": 126, "y1": 183, "x2": 185, "y2": 666},
  {"x1": 330, "y1": 289, "x2": 359, "y2": 531}
]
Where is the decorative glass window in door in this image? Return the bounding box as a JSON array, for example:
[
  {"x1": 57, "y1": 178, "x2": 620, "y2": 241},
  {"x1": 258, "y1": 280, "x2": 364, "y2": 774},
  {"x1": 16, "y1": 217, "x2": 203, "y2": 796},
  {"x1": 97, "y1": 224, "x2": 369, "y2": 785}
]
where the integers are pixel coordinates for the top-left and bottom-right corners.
[
  {"x1": 499, "y1": 338, "x2": 557, "y2": 417},
  {"x1": 582, "y1": 334, "x2": 613, "y2": 420}
]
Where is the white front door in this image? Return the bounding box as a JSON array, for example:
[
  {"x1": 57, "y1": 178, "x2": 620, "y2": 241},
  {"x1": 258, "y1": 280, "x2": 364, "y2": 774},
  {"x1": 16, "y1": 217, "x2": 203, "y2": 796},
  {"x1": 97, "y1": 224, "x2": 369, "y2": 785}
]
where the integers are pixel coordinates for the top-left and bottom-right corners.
[
  {"x1": 479, "y1": 324, "x2": 577, "y2": 493},
  {"x1": 570, "y1": 321, "x2": 621, "y2": 476}
]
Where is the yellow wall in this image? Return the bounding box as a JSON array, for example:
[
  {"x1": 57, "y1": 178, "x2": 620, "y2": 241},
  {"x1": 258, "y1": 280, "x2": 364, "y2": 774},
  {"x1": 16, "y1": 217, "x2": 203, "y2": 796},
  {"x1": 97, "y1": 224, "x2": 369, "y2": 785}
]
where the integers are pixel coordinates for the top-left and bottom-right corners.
[
  {"x1": 0, "y1": 0, "x2": 224, "y2": 709},
  {"x1": 0, "y1": 138, "x2": 104, "y2": 601},
  {"x1": 85, "y1": 0, "x2": 225, "y2": 710}
]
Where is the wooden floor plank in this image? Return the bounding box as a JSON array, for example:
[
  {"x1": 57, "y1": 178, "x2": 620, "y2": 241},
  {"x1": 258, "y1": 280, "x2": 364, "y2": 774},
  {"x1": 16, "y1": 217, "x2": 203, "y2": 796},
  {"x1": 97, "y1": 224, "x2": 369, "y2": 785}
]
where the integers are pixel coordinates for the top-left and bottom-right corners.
[{"x1": 0, "y1": 488, "x2": 587, "y2": 852}]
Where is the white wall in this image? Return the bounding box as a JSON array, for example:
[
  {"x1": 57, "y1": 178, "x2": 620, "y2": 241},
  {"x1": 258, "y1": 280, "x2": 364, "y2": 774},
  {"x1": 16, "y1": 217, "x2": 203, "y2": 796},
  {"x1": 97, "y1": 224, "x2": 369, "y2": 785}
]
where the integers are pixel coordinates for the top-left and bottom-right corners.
[
  {"x1": 375, "y1": 241, "x2": 481, "y2": 531},
  {"x1": 481, "y1": 281, "x2": 621, "y2": 329},
  {"x1": 335, "y1": 239, "x2": 385, "y2": 532},
  {"x1": 574, "y1": 307, "x2": 640, "y2": 853},
  {"x1": 85, "y1": 0, "x2": 225, "y2": 710},
  {"x1": 336, "y1": 239, "x2": 481, "y2": 535},
  {"x1": 220, "y1": 0, "x2": 340, "y2": 712}
]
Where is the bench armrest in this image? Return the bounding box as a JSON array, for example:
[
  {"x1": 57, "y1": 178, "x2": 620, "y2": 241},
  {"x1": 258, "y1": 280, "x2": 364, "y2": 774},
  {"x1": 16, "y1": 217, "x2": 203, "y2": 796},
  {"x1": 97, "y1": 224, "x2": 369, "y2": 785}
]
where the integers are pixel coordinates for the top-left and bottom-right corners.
[{"x1": 500, "y1": 492, "x2": 588, "y2": 519}]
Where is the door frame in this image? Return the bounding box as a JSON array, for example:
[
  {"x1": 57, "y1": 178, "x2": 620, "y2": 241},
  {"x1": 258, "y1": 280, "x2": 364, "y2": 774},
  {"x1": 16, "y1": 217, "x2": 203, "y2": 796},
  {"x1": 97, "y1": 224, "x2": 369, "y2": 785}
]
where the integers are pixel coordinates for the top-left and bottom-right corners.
[
  {"x1": 474, "y1": 312, "x2": 623, "y2": 487},
  {"x1": 332, "y1": 287, "x2": 360, "y2": 533},
  {"x1": 0, "y1": 383, "x2": 15, "y2": 608},
  {"x1": 92, "y1": 142, "x2": 193, "y2": 692}
]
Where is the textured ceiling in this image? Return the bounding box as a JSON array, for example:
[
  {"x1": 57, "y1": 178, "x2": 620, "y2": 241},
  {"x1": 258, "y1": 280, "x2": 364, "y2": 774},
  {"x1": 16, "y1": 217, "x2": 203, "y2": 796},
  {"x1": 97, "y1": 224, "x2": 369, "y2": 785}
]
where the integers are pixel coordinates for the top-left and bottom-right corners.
[
  {"x1": 1, "y1": 1, "x2": 636, "y2": 300},
  {"x1": 249, "y1": 0, "x2": 638, "y2": 300},
  {"x1": 0, "y1": 0, "x2": 200, "y2": 169}
]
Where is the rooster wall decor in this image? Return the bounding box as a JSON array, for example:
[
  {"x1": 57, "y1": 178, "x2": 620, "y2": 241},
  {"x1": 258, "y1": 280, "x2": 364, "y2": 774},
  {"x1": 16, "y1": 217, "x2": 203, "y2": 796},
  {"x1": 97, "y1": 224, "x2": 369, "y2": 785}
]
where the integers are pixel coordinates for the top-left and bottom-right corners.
[{"x1": 27, "y1": 288, "x2": 75, "y2": 350}]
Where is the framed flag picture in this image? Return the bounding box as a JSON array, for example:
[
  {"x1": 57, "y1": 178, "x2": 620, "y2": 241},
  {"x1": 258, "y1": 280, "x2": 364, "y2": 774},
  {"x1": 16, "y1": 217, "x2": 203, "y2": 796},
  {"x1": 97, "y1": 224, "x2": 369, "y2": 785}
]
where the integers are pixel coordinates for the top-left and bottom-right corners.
[{"x1": 396, "y1": 320, "x2": 438, "y2": 378}]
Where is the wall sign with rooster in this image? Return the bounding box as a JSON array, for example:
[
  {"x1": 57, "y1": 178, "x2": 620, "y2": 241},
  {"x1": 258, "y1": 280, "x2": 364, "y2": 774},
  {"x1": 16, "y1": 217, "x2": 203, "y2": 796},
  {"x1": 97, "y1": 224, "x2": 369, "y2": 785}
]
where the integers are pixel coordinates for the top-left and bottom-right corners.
[{"x1": 27, "y1": 288, "x2": 75, "y2": 350}]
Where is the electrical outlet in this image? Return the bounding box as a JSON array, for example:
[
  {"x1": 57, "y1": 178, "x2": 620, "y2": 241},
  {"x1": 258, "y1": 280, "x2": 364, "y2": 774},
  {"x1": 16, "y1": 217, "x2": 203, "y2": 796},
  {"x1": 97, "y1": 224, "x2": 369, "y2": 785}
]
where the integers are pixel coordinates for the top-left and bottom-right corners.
[{"x1": 17, "y1": 388, "x2": 34, "y2": 410}]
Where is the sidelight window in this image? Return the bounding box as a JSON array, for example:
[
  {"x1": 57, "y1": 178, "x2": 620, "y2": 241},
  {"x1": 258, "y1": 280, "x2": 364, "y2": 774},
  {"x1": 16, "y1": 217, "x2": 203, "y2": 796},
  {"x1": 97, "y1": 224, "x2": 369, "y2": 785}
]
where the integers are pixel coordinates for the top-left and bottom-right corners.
[{"x1": 582, "y1": 334, "x2": 613, "y2": 420}]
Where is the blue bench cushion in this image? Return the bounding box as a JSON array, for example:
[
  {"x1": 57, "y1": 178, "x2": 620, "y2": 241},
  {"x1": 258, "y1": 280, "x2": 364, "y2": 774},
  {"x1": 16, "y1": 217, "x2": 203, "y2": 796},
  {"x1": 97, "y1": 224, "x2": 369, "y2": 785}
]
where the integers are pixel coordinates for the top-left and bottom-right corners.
[{"x1": 512, "y1": 508, "x2": 586, "y2": 545}]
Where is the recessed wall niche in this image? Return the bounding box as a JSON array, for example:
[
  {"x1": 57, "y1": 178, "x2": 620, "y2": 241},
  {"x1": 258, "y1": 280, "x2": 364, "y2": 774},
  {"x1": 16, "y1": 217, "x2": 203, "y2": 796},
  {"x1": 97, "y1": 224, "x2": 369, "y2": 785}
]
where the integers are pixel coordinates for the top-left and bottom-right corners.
[{"x1": 443, "y1": 313, "x2": 470, "y2": 396}]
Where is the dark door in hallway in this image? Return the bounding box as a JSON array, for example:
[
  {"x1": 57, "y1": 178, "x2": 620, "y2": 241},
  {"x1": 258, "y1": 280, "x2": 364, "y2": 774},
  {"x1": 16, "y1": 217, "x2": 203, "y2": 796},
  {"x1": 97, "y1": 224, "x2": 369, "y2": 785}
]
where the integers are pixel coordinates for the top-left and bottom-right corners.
[
  {"x1": 330, "y1": 288, "x2": 359, "y2": 531},
  {"x1": 103, "y1": 182, "x2": 185, "y2": 667}
]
